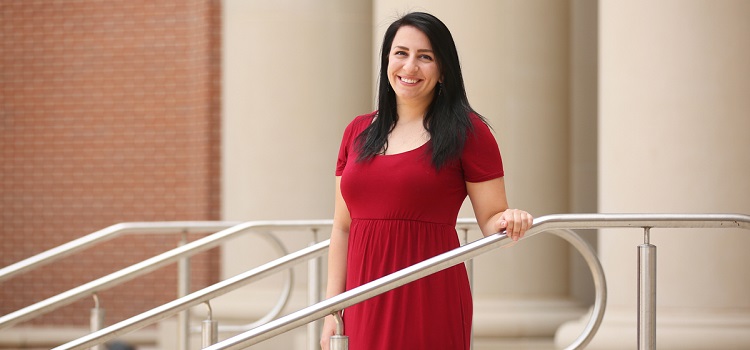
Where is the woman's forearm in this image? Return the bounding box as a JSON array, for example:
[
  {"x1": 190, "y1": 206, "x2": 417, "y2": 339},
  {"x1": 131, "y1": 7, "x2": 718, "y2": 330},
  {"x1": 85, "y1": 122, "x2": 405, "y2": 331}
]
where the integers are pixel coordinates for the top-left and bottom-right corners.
[{"x1": 325, "y1": 226, "x2": 349, "y2": 298}]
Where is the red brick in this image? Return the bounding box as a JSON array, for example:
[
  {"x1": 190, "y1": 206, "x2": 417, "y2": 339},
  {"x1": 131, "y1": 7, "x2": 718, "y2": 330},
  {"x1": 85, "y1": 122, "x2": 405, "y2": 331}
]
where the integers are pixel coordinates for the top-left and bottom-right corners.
[{"x1": 1, "y1": 0, "x2": 222, "y2": 327}]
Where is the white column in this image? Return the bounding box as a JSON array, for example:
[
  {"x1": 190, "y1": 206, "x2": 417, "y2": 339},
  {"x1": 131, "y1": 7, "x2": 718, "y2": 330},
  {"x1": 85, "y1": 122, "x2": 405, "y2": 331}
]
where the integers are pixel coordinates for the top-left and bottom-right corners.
[
  {"x1": 220, "y1": 1, "x2": 373, "y2": 349},
  {"x1": 557, "y1": 0, "x2": 750, "y2": 348},
  {"x1": 374, "y1": 0, "x2": 585, "y2": 345}
]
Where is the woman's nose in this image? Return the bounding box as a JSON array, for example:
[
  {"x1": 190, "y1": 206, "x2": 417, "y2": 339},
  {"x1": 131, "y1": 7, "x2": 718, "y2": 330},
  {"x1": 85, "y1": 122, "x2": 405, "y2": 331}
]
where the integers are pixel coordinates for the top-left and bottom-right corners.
[{"x1": 403, "y1": 57, "x2": 419, "y2": 73}]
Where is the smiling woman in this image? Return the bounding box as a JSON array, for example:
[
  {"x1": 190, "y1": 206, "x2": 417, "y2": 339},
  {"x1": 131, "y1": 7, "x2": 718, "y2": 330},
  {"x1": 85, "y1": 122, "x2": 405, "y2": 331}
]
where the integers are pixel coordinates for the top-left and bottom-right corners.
[{"x1": 320, "y1": 12, "x2": 533, "y2": 350}]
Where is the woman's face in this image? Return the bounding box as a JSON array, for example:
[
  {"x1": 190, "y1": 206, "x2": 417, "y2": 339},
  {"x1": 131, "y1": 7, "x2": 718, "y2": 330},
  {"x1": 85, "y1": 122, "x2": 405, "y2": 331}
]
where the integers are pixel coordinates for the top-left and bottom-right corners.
[{"x1": 387, "y1": 26, "x2": 441, "y2": 107}]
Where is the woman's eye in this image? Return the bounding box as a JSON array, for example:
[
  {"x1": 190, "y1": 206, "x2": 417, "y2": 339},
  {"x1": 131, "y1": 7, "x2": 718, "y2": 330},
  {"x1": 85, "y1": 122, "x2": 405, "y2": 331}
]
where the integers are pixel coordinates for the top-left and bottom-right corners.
[
  {"x1": 420, "y1": 54, "x2": 434, "y2": 61},
  {"x1": 394, "y1": 51, "x2": 407, "y2": 56}
]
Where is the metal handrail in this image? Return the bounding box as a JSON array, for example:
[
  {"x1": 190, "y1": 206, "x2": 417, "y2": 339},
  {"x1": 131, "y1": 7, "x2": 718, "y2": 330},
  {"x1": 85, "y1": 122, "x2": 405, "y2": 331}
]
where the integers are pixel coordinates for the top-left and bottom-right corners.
[
  {"x1": 0, "y1": 220, "x2": 334, "y2": 330},
  {"x1": 203, "y1": 213, "x2": 749, "y2": 350},
  {"x1": 200, "y1": 222, "x2": 604, "y2": 350},
  {"x1": 43, "y1": 219, "x2": 476, "y2": 349},
  {"x1": 23, "y1": 214, "x2": 750, "y2": 349},
  {"x1": 53, "y1": 239, "x2": 332, "y2": 350},
  {"x1": 54, "y1": 215, "x2": 609, "y2": 350},
  {"x1": 0, "y1": 221, "x2": 241, "y2": 283}
]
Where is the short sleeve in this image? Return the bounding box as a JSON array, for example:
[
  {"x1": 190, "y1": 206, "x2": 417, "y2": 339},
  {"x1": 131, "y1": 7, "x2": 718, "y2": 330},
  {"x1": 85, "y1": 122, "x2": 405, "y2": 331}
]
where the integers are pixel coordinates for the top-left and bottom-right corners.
[
  {"x1": 335, "y1": 123, "x2": 354, "y2": 176},
  {"x1": 461, "y1": 116, "x2": 504, "y2": 182},
  {"x1": 336, "y1": 113, "x2": 373, "y2": 176}
]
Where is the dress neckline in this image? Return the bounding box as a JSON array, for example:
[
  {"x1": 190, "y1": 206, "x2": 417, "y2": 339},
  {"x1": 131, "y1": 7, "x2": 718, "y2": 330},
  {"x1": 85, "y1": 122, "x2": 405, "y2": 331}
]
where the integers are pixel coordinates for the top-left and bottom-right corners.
[{"x1": 378, "y1": 141, "x2": 430, "y2": 157}]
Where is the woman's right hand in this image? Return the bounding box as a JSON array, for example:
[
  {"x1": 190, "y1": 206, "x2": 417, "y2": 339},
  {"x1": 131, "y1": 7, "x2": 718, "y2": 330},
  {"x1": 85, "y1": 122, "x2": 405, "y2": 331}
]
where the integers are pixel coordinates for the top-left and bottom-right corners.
[{"x1": 320, "y1": 315, "x2": 337, "y2": 350}]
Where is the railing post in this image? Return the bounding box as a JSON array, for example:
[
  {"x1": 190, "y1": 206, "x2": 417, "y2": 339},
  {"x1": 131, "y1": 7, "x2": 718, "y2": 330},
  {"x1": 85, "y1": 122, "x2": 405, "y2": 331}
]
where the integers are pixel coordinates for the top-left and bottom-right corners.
[
  {"x1": 201, "y1": 302, "x2": 219, "y2": 348},
  {"x1": 459, "y1": 228, "x2": 474, "y2": 350},
  {"x1": 459, "y1": 228, "x2": 473, "y2": 288},
  {"x1": 638, "y1": 227, "x2": 656, "y2": 350},
  {"x1": 178, "y1": 231, "x2": 192, "y2": 350},
  {"x1": 90, "y1": 294, "x2": 105, "y2": 350},
  {"x1": 329, "y1": 312, "x2": 348, "y2": 350},
  {"x1": 308, "y1": 228, "x2": 322, "y2": 350}
]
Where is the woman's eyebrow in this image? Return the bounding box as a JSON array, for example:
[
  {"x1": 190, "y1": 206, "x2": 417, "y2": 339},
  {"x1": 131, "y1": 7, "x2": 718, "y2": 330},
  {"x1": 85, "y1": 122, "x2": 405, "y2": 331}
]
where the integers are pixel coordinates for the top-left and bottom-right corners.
[{"x1": 392, "y1": 45, "x2": 434, "y2": 53}]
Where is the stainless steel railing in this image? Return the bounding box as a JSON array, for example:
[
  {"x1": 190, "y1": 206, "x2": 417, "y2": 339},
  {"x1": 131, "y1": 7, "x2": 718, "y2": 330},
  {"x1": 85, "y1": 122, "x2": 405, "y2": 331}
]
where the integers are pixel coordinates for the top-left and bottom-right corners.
[
  {"x1": 51, "y1": 215, "x2": 610, "y2": 350},
  {"x1": 8, "y1": 214, "x2": 750, "y2": 350},
  {"x1": 52, "y1": 238, "x2": 332, "y2": 350},
  {"x1": 199, "y1": 224, "x2": 607, "y2": 350},
  {"x1": 0, "y1": 222, "x2": 240, "y2": 283},
  {"x1": 0, "y1": 219, "x2": 479, "y2": 350},
  {"x1": 199, "y1": 213, "x2": 750, "y2": 350},
  {"x1": 0, "y1": 220, "x2": 333, "y2": 350},
  {"x1": 0, "y1": 221, "x2": 241, "y2": 350},
  {"x1": 36, "y1": 219, "x2": 476, "y2": 349}
]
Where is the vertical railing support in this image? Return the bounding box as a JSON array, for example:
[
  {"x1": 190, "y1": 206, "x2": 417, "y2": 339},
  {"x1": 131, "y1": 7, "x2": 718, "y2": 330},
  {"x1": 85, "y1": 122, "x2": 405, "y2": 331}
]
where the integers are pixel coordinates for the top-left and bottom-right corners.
[
  {"x1": 329, "y1": 312, "x2": 348, "y2": 350},
  {"x1": 90, "y1": 294, "x2": 105, "y2": 350},
  {"x1": 178, "y1": 231, "x2": 192, "y2": 350},
  {"x1": 201, "y1": 302, "x2": 219, "y2": 348},
  {"x1": 459, "y1": 228, "x2": 474, "y2": 288},
  {"x1": 459, "y1": 228, "x2": 474, "y2": 350},
  {"x1": 308, "y1": 228, "x2": 322, "y2": 350},
  {"x1": 638, "y1": 227, "x2": 656, "y2": 350}
]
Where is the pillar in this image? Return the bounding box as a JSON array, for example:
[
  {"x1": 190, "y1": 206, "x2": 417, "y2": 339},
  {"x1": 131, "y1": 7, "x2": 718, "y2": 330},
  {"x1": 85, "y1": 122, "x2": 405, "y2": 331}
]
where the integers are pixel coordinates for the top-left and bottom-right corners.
[
  {"x1": 557, "y1": 0, "x2": 750, "y2": 348},
  {"x1": 220, "y1": 1, "x2": 373, "y2": 349}
]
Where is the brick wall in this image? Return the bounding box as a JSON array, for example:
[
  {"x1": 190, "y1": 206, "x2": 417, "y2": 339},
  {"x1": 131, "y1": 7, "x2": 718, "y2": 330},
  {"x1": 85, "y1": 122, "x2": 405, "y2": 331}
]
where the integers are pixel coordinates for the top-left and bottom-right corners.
[{"x1": 0, "y1": 0, "x2": 222, "y2": 327}]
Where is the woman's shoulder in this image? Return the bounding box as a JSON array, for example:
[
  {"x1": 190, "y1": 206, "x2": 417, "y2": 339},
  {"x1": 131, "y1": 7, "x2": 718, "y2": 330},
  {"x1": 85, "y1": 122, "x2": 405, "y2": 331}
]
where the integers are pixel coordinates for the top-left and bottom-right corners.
[
  {"x1": 340, "y1": 111, "x2": 376, "y2": 142},
  {"x1": 467, "y1": 112, "x2": 493, "y2": 134},
  {"x1": 352, "y1": 111, "x2": 377, "y2": 125},
  {"x1": 345, "y1": 111, "x2": 377, "y2": 133}
]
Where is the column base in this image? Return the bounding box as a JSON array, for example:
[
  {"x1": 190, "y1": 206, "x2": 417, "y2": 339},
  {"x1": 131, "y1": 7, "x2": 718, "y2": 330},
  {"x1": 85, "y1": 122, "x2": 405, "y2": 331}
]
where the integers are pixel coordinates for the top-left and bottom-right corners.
[
  {"x1": 473, "y1": 297, "x2": 587, "y2": 338},
  {"x1": 555, "y1": 306, "x2": 750, "y2": 349}
]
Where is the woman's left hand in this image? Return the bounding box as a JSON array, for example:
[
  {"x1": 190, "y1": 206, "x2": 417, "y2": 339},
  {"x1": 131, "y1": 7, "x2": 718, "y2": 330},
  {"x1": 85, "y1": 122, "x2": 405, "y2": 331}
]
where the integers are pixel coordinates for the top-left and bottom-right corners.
[{"x1": 494, "y1": 209, "x2": 533, "y2": 241}]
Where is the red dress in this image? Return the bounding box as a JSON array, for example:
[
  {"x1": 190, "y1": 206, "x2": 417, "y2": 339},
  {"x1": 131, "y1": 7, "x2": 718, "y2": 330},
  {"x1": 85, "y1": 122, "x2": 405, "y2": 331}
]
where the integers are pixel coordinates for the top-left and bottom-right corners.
[{"x1": 335, "y1": 112, "x2": 504, "y2": 350}]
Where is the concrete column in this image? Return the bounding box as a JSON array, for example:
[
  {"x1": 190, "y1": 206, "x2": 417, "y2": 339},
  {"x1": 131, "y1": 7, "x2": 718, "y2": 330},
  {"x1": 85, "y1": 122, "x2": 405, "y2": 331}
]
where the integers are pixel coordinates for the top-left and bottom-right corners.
[
  {"x1": 374, "y1": 1, "x2": 585, "y2": 345},
  {"x1": 569, "y1": 0, "x2": 599, "y2": 307},
  {"x1": 220, "y1": 1, "x2": 372, "y2": 349},
  {"x1": 557, "y1": 0, "x2": 750, "y2": 348}
]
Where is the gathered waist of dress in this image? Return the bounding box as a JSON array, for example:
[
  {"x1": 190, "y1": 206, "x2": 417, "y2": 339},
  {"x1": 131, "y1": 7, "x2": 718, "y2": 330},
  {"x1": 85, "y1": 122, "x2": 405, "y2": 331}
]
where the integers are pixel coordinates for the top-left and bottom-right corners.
[{"x1": 350, "y1": 217, "x2": 457, "y2": 227}]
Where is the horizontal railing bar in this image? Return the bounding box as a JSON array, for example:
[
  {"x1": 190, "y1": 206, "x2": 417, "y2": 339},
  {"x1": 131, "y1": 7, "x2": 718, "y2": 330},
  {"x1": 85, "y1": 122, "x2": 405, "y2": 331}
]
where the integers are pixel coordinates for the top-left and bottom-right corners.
[
  {"x1": 531, "y1": 213, "x2": 750, "y2": 230},
  {"x1": 52, "y1": 240, "x2": 331, "y2": 350},
  {"x1": 0, "y1": 221, "x2": 242, "y2": 283},
  {"x1": 0, "y1": 220, "x2": 334, "y2": 330},
  {"x1": 202, "y1": 213, "x2": 750, "y2": 350}
]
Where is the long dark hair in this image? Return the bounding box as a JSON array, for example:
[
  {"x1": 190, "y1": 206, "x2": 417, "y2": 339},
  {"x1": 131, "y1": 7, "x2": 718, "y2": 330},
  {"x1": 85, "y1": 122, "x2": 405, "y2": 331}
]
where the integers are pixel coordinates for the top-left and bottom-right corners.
[{"x1": 355, "y1": 12, "x2": 484, "y2": 169}]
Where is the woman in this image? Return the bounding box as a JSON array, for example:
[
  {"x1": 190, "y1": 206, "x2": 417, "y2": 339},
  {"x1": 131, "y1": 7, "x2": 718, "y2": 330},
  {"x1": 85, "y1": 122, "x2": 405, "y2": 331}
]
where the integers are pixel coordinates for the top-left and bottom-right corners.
[{"x1": 321, "y1": 12, "x2": 533, "y2": 350}]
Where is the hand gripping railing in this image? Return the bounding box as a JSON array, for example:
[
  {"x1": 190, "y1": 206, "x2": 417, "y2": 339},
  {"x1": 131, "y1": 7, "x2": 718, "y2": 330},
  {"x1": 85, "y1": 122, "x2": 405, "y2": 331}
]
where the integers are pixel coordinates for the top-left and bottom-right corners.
[{"x1": 198, "y1": 213, "x2": 749, "y2": 350}]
